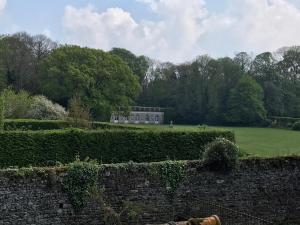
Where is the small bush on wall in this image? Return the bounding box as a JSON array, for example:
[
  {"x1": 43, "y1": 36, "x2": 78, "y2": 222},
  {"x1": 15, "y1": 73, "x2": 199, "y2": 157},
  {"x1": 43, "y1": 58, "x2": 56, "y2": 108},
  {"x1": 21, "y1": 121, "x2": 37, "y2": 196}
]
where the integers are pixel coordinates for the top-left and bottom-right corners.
[{"x1": 203, "y1": 138, "x2": 239, "y2": 171}]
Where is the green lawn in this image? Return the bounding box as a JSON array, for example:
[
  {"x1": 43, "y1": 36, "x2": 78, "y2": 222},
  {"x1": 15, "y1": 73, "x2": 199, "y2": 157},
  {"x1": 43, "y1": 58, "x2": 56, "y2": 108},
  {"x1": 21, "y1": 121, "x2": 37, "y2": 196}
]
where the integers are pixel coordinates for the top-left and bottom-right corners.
[{"x1": 132, "y1": 124, "x2": 300, "y2": 157}]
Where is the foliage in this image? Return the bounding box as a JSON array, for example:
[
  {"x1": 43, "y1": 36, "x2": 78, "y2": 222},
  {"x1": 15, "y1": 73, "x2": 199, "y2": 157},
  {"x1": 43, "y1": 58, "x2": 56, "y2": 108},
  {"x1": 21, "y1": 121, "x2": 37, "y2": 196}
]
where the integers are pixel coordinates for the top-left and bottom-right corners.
[
  {"x1": 2, "y1": 119, "x2": 141, "y2": 131},
  {"x1": 38, "y1": 45, "x2": 141, "y2": 120},
  {"x1": 67, "y1": 95, "x2": 92, "y2": 129},
  {"x1": 203, "y1": 138, "x2": 239, "y2": 171},
  {"x1": 0, "y1": 93, "x2": 4, "y2": 130},
  {"x1": 0, "y1": 129, "x2": 234, "y2": 168},
  {"x1": 92, "y1": 122, "x2": 142, "y2": 130},
  {"x1": 1, "y1": 32, "x2": 300, "y2": 125},
  {"x1": 226, "y1": 76, "x2": 267, "y2": 125},
  {"x1": 152, "y1": 160, "x2": 186, "y2": 193},
  {"x1": 2, "y1": 88, "x2": 33, "y2": 119},
  {"x1": 0, "y1": 33, "x2": 57, "y2": 93},
  {"x1": 27, "y1": 95, "x2": 68, "y2": 120},
  {"x1": 1, "y1": 88, "x2": 67, "y2": 120},
  {"x1": 110, "y1": 48, "x2": 149, "y2": 82},
  {"x1": 4, "y1": 119, "x2": 69, "y2": 130},
  {"x1": 63, "y1": 160, "x2": 99, "y2": 211},
  {"x1": 139, "y1": 48, "x2": 300, "y2": 125},
  {"x1": 292, "y1": 121, "x2": 300, "y2": 131},
  {"x1": 270, "y1": 116, "x2": 300, "y2": 128}
]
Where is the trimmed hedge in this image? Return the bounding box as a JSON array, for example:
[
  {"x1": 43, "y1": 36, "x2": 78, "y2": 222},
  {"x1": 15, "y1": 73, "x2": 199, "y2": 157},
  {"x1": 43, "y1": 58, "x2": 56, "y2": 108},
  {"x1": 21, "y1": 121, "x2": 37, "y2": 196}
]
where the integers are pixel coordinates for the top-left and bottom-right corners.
[
  {"x1": 4, "y1": 119, "x2": 70, "y2": 130},
  {"x1": 0, "y1": 129, "x2": 234, "y2": 167},
  {"x1": 3, "y1": 119, "x2": 141, "y2": 131},
  {"x1": 92, "y1": 122, "x2": 142, "y2": 130},
  {"x1": 270, "y1": 116, "x2": 300, "y2": 128}
]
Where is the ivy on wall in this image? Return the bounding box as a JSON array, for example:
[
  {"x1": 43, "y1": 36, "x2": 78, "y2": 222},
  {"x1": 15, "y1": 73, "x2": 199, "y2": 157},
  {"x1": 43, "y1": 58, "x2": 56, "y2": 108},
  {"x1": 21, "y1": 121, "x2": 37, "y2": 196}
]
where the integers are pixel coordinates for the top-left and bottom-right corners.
[
  {"x1": 151, "y1": 160, "x2": 187, "y2": 194},
  {"x1": 63, "y1": 159, "x2": 99, "y2": 211}
]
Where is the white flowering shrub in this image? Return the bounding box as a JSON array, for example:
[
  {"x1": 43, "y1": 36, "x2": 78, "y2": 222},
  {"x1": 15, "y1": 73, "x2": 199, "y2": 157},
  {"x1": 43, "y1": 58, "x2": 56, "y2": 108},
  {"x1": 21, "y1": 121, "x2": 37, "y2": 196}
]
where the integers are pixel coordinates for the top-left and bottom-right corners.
[{"x1": 27, "y1": 95, "x2": 68, "y2": 120}]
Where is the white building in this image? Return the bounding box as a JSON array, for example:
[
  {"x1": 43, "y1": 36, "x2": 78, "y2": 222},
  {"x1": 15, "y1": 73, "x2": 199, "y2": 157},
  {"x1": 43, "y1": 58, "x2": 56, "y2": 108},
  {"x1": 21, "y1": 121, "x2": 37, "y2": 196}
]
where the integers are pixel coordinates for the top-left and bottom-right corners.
[{"x1": 110, "y1": 106, "x2": 164, "y2": 124}]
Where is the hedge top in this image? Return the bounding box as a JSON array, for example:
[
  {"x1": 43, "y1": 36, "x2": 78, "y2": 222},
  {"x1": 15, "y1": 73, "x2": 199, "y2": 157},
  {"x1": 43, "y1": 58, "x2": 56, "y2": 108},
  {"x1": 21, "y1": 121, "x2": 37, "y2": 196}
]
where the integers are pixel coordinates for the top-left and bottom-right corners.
[{"x1": 0, "y1": 128, "x2": 234, "y2": 168}]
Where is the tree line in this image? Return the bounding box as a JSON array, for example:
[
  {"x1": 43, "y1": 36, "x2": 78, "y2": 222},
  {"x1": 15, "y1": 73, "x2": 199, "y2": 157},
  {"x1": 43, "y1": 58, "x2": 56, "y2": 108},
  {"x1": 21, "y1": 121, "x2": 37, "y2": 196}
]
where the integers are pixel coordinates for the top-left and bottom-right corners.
[
  {"x1": 137, "y1": 50, "x2": 300, "y2": 125},
  {"x1": 0, "y1": 32, "x2": 299, "y2": 125}
]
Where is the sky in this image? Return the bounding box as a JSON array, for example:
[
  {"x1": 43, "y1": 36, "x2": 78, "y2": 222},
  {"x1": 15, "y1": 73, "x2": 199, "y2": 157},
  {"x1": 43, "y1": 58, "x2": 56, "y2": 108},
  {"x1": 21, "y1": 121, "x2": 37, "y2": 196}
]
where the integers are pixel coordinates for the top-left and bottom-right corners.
[{"x1": 1, "y1": 0, "x2": 300, "y2": 63}]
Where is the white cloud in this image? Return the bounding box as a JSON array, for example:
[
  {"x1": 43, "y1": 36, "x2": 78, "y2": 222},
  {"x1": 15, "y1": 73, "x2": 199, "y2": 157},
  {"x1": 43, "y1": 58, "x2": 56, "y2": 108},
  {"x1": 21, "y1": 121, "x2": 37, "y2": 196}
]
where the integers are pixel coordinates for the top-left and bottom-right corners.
[
  {"x1": 62, "y1": 0, "x2": 300, "y2": 62},
  {"x1": 0, "y1": 0, "x2": 6, "y2": 11},
  {"x1": 63, "y1": 1, "x2": 208, "y2": 62},
  {"x1": 225, "y1": 0, "x2": 300, "y2": 53}
]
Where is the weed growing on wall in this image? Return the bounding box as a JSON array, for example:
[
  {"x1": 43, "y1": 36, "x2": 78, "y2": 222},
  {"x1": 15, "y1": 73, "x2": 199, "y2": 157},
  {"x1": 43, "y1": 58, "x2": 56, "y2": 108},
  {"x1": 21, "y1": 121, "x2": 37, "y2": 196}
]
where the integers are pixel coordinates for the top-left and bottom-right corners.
[
  {"x1": 89, "y1": 184, "x2": 146, "y2": 225},
  {"x1": 152, "y1": 160, "x2": 187, "y2": 195},
  {"x1": 63, "y1": 159, "x2": 99, "y2": 211}
]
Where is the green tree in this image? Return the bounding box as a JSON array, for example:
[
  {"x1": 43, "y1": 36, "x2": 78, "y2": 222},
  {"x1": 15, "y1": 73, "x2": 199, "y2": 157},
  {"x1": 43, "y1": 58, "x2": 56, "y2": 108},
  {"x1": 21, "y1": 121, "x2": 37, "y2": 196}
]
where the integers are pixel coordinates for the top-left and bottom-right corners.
[
  {"x1": 110, "y1": 48, "x2": 149, "y2": 83},
  {"x1": 226, "y1": 76, "x2": 267, "y2": 125},
  {"x1": 38, "y1": 45, "x2": 141, "y2": 120},
  {"x1": 0, "y1": 32, "x2": 57, "y2": 93},
  {"x1": 277, "y1": 47, "x2": 300, "y2": 117},
  {"x1": 251, "y1": 52, "x2": 284, "y2": 116},
  {"x1": 233, "y1": 52, "x2": 252, "y2": 73}
]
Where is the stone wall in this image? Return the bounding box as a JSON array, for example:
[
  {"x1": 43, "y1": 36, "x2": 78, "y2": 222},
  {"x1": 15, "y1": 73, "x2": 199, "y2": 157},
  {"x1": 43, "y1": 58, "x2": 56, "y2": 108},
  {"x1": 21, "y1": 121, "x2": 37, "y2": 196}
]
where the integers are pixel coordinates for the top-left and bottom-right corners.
[{"x1": 0, "y1": 157, "x2": 299, "y2": 225}]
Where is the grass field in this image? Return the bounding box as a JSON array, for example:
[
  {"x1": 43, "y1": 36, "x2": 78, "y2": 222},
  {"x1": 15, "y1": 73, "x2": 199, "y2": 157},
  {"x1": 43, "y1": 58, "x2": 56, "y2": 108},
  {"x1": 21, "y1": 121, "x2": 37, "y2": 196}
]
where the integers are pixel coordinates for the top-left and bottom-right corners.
[{"x1": 133, "y1": 124, "x2": 300, "y2": 157}]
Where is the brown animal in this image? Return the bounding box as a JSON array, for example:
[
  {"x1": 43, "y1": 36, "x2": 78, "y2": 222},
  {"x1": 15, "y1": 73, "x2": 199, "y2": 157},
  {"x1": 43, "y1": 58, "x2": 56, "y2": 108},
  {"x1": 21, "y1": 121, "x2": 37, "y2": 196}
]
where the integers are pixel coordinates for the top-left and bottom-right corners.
[
  {"x1": 186, "y1": 215, "x2": 221, "y2": 225},
  {"x1": 200, "y1": 215, "x2": 221, "y2": 225}
]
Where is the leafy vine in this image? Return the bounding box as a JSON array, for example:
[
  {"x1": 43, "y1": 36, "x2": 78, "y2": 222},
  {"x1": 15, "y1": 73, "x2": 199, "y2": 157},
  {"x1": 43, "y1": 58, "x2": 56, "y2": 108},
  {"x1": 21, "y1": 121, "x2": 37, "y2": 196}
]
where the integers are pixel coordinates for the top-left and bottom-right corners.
[{"x1": 151, "y1": 160, "x2": 187, "y2": 194}]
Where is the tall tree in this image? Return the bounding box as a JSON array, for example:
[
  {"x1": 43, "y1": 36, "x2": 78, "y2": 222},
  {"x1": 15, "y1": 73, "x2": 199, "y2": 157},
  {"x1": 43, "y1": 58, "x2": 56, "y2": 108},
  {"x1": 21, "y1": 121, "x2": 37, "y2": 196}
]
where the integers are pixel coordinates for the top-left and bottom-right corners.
[
  {"x1": 110, "y1": 48, "x2": 149, "y2": 83},
  {"x1": 233, "y1": 52, "x2": 252, "y2": 73},
  {"x1": 0, "y1": 32, "x2": 57, "y2": 93},
  {"x1": 226, "y1": 76, "x2": 266, "y2": 125},
  {"x1": 277, "y1": 47, "x2": 300, "y2": 117},
  {"x1": 251, "y1": 52, "x2": 284, "y2": 116},
  {"x1": 38, "y1": 45, "x2": 141, "y2": 120}
]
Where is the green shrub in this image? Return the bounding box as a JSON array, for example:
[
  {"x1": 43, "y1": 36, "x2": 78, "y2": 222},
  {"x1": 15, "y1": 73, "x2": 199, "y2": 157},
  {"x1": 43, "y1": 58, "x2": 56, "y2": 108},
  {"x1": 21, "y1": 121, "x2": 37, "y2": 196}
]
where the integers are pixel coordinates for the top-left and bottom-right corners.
[
  {"x1": 292, "y1": 121, "x2": 300, "y2": 131},
  {"x1": 203, "y1": 138, "x2": 239, "y2": 171},
  {"x1": 3, "y1": 119, "x2": 141, "y2": 131},
  {"x1": 2, "y1": 89, "x2": 68, "y2": 120},
  {"x1": 0, "y1": 129, "x2": 234, "y2": 167},
  {"x1": 2, "y1": 88, "x2": 33, "y2": 119},
  {"x1": 92, "y1": 122, "x2": 142, "y2": 130},
  {"x1": 67, "y1": 96, "x2": 92, "y2": 129},
  {"x1": 4, "y1": 119, "x2": 70, "y2": 130},
  {"x1": 270, "y1": 116, "x2": 300, "y2": 128}
]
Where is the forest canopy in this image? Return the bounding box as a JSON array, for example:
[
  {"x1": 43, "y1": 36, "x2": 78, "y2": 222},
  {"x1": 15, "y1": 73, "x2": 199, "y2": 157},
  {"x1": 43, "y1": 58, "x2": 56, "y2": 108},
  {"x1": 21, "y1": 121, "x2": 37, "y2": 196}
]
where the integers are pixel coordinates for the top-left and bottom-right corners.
[{"x1": 0, "y1": 32, "x2": 299, "y2": 125}]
